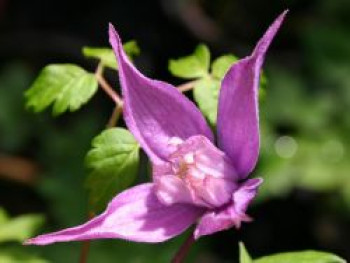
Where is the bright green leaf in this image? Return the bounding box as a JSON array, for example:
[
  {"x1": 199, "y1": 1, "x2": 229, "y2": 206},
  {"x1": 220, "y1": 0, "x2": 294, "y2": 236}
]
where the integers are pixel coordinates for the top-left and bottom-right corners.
[
  {"x1": 211, "y1": 54, "x2": 238, "y2": 79},
  {"x1": 83, "y1": 48, "x2": 118, "y2": 69},
  {"x1": 0, "y1": 247, "x2": 48, "y2": 263},
  {"x1": 193, "y1": 77, "x2": 220, "y2": 127},
  {"x1": 0, "y1": 213, "x2": 45, "y2": 243},
  {"x1": 169, "y1": 44, "x2": 210, "y2": 79},
  {"x1": 85, "y1": 128, "x2": 140, "y2": 212},
  {"x1": 82, "y1": 40, "x2": 140, "y2": 70},
  {"x1": 254, "y1": 250, "x2": 346, "y2": 263},
  {"x1": 25, "y1": 64, "x2": 98, "y2": 116},
  {"x1": 239, "y1": 242, "x2": 253, "y2": 263}
]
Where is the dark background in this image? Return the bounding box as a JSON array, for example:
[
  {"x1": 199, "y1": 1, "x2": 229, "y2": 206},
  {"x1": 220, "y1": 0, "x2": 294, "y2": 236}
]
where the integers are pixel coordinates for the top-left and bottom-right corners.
[{"x1": 0, "y1": 0, "x2": 349, "y2": 262}]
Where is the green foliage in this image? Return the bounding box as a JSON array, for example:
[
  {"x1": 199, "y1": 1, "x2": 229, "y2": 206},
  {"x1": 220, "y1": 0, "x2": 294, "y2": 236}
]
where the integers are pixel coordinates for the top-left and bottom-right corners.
[
  {"x1": 85, "y1": 128, "x2": 140, "y2": 212},
  {"x1": 254, "y1": 251, "x2": 346, "y2": 263},
  {"x1": 169, "y1": 44, "x2": 210, "y2": 79},
  {"x1": 0, "y1": 208, "x2": 44, "y2": 243},
  {"x1": 239, "y1": 242, "x2": 253, "y2": 263},
  {"x1": 239, "y1": 243, "x2": 345, "y2": 263},
  {"x1": 193, "y1": 77, "x2": 220, "y2": 127},
  {"x1": 169, "y1": 47, "x2": 267, "y2": 126},
  {"x1": 25, "y1": 64, "x2": 98, "y2": 116},
  {"x1": 211, "y1": 55, "x2": 238, "y2": 79},
  {"x1": 82, "y1": 40, "x2": 140, "y2": 70},
  {"x1": 0, "y1": 247, "x2": 48, "y2": 263}
]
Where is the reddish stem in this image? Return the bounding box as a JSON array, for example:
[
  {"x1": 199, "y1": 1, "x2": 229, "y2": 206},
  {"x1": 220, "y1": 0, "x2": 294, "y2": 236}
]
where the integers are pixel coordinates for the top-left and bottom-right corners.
[{"x1": 171, "y1": 231, "x2": 195, "y2": 263}]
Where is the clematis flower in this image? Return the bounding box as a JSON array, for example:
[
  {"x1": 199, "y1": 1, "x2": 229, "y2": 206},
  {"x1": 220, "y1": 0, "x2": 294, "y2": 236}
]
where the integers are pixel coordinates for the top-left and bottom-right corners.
[{"x1": 25, "y1": 11, "x2": 287, "y2": 245}]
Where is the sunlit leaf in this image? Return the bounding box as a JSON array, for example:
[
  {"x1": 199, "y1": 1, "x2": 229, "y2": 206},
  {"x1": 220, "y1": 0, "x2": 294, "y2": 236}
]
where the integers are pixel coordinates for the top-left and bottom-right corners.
[
  {"x1": 169, "y1": 44, "x2": 210, "y2": 79},
  {"x1": 25, "y1": 64, "x2": 98, "y2": 116},
  {"x1": 0, "y1": 213, "x2": 44, "y2": 243},
  {"x1": 82, "y1": 40, "x2": 140, "y2": 70},
  {"x1": 239, "y1": 242, "x2": 253, "y2": 263},
  {"x1": 254, "y1": 250, "x2": 346, "y2": 263},
  {"x1": 211, "y1": 54, "x2": 238, "y2": 79},
  {"x1": 85, "y1": 128, "x2": 140, "y2": 212},
  {"x1": 193, "y1": 77, "x2": 220, "y2": 127}
]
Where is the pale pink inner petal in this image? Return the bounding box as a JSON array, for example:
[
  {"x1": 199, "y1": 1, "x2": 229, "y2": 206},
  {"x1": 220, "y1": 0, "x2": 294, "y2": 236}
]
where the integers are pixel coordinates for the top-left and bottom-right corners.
[
  {"x1": 194, "y1": 177, "x2": 263, "y2": 239},
  {"x1": 154, "y1": 135, "x2": 238, "y2": 209}
]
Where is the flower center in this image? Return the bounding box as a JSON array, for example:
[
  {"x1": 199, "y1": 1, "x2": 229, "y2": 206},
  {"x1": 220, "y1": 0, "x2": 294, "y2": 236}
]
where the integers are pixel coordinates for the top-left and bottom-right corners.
[{"x1": 154, "y1": 135, "x2": 239, "y2": 208}]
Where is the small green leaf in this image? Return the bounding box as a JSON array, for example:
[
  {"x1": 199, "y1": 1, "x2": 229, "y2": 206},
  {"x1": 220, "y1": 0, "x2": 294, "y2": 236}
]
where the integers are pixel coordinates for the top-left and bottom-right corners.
[
  {"x1": 254, "y1": 250, "x2": 346, "y2": 263},
  {"x1": 83, "y1": 48, "x2": 118, "y2": 69},
  {"x1": 85, "y1": 128, "x2": 140, "y2": 212},
  {"x1": 0, "y1": 213, "x2": 45, "y2": 243},
  {"x1": 193, "y1": 77, "x2": 220, "y2": 127},
  {"x1": 25, "y1": 64, "x2": 98, "y2": 116},
  {"x1": 82, "y1": 40, "x2": 140, "y2": 70},
  {"x1": 239, "y1": 242, "x2": 253, "y2": 263},
  {"x1": 169, "y1": 44, "x2": 210, "y2": 79},
  {"x1": 211, "y1": 54, "x2": 238, "y2": 79}
]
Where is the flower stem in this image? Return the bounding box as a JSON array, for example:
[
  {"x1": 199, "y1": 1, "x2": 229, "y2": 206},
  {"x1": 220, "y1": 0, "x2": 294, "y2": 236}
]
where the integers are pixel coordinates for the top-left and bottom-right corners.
[
  {"x1": 171, "y1": 231, "x2": 195, "y2": 263},
  {"x1": 107, "y1": 103, "x2": 123, "y2": 128},
  {"x1": 78, "y1": 211, "x2": 95, "y2": 263}
]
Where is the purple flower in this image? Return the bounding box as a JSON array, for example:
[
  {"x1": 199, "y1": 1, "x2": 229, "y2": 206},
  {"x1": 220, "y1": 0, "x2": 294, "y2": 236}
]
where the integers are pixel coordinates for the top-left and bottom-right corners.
[{"x1": 25, "y1": 11, "x2": 287, "y2": 245}]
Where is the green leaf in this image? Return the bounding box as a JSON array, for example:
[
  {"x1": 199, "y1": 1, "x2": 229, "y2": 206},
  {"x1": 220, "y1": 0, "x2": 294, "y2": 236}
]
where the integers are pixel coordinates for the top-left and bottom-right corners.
[
  {"x1": 193, "y1": 77, "x2": 220, "y2": 127},
  {"x1": 0, "y1": 213, "x2": 45, "y2": 243},
  {"x1": 239, "y1": 242, "x2": 253, "y2": 263},
  {"x1": 211, "y1": 54, "x2": 238, "y2": 79},
  {"x1": 85, "y1": 128, "x2": 140, "y2": 212},
  {"x1": 254, "y1": 250, "x2": 346, "y2": 263},
  {"x1": 0, "y1": 247, "x2": 48, "y2": 263},
  {"x1": 25, "y1": 64, "x2": 98, "y2": 116},
  {"x1": 169, "y1": 44, "x2": 210, "y2": 79},
  {"x1": 83, "y1": 48, "x2": 118, "y2": 69},
  {"x1": 82, "y1": 40, "x2": 140, "y2": 70}
]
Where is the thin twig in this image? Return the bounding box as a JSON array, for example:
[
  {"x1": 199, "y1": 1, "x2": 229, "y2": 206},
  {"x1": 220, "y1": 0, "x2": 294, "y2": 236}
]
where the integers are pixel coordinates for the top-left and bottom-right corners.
[
  {"x1": 171, "y1": 230, "x2": 195, "y2": 263},
  {"x1": 177, "y1": 80, "x2": 199, "y2": 93},
  {"x1": 95, "y1": 63, "x2": 123, "y2": 105}
]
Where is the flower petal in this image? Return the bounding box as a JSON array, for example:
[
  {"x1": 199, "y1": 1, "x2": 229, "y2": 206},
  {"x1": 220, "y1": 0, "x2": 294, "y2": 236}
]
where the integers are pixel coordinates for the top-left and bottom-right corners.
[
  {"x1": 25, "y1": 183, "x2": 204, "y2": 245},
  {"x1": 109, "y1": 25, "x2": 214, "y2": 163},
  {"x1": 194, "y1": 178, "x2": 263, "y2": 238},
  {"x1": 217, "y1": 11, "x2": 287, "y2": 178}
]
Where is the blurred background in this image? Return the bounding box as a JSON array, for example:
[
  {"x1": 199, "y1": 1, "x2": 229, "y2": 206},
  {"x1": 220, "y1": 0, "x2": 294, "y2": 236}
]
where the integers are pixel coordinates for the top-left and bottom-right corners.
[{"x1": 0, "y1": 0, "x2": 349, "y2": 262}]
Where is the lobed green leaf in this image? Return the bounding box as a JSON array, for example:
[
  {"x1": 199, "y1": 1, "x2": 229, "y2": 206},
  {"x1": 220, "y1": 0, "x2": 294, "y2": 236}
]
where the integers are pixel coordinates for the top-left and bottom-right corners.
[
  {"x1": 168, "y1": 44, "x2": 210, "y2": 79},
  {"x1": 25, "y1": 64, "x2": 98, "y2": 116},
  {"x1": 85, "y1": 128, "x2": 140, "y2": 212}
]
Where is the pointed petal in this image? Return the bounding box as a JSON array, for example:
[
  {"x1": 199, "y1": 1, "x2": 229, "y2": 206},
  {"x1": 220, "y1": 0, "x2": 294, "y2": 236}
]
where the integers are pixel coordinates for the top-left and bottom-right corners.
[
  {"x1": 217, "y1": 11, "x2": 287, "y2": 178},
  {"x1": 109, "y1": 25, "x2": 213, "y2": 163},
  {"x1": 25, "y1": 184, "x2": 204, "y2": 245},
  {"x1": 194, "y1": 178, "x2": 263, "y2": 238}
]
